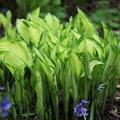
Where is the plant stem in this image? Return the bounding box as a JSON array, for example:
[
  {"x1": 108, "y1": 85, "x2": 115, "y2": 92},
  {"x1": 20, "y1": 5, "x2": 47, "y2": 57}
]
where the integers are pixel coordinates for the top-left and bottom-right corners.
[
  {"x1": 83, "y1": 114, "x2": 86, "y2": 120},
  {"x1": 83, "y1": 38, "x2": 91, "y2": 99},
  {"x1": 90, "y1": 101, "x2": 95, "y2": 120}
]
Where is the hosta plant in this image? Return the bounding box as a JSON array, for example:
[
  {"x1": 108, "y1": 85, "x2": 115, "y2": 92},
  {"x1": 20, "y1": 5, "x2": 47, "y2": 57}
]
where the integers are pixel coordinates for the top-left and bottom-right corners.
[{"x1": 0, "y1": 8, "x2": 119, "y2": 120}]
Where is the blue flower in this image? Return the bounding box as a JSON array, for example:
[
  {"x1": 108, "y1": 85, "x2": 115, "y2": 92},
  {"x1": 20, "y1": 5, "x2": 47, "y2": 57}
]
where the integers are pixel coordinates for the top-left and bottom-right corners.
[
  {"x1": 74, "y1": 99, "x2": 89, "y2": 117},
  {"x1": 0, "y1": 97, "x2": 12, "y2": 118}
]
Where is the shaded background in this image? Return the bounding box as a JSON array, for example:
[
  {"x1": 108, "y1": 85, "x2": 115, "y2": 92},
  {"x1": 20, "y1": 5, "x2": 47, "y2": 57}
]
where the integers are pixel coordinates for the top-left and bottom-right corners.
[{"x1": 0, "y1": 0, "x2": 120, "y2": 31}]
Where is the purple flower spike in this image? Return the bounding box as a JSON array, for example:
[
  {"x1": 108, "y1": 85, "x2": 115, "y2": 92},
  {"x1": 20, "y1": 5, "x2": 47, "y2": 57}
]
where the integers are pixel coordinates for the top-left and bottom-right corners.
[
  {"x1": 0, "y1": 97, "x2": 12, "y2": 118},
  {"x1": 74, "y1": 99, "x2": 89, "y2": 118},
  {"x1": 2, "y1": 110, "x2": 9, "y2": 118}
]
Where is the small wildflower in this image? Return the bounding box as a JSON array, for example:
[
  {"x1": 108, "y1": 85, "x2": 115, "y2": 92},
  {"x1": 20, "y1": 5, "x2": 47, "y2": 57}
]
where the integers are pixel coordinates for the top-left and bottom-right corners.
[
  {"x1": 0, "y1": 97, "x2": 12, "y2": 118},
  {"x1": 97, "y1": 83, "x2": 105, "y2": 92},
  {"x1": 74, "y1": 99, "x2": 89, "y2": 118}
]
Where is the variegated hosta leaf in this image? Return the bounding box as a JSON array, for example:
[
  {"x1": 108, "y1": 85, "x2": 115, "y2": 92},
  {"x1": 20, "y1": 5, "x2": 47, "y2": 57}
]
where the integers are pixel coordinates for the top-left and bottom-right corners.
[
  {"x1": 0, "y1": 40, "x2": 32, "y2": 75},
  {"x1": 69, "y1": 52, "x2": 83, "y2": 77},
  {"x1": 17, "y1": 19, "x2": 43, "y2": 46},
  {"x1": 17, "y1": 14, "x2": 61, "y2": 47},
  {"x1": 0, "y1": 11, "x2": 12, "y2": 30},
  {"x1": 75, "y1": 38, "x2": 102, "y2": 58},
  {"x1": 74, "y1": 8, "x2": 95, "y2": 38},
  {"x1": 45, "y1": 13, "x2": 62, "y2": 37}
]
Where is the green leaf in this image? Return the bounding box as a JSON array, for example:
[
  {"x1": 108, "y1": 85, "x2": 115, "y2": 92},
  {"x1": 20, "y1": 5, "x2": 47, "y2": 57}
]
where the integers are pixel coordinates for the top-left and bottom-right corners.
[
  {"x1": 69, "y1": 52, "x2": 83, "y2": 76},
  {"x1": 35, "y1": 72, "x2": 44, "y2": 119},
  {"x1": 74, "y1": 8, "x2": 95, "y2": 38},
  {"x1": 45, "y1": 13, "x2": 62, "y2": 36},
  {"x1": 90, "y1": 60, "x2": 104, "y2": 73},
  {"x1": 0, "y1": 11, "x2": 12, "y2": 30},
  {"x1": 29, "y1": 7, "x2": 40, "y2": 18},
  {"x1": 0, "y1": 40, "x2": 32, "y2": 75},
  {"x1": 16, "y1": 19, "x2": 30, "y2": 43}
]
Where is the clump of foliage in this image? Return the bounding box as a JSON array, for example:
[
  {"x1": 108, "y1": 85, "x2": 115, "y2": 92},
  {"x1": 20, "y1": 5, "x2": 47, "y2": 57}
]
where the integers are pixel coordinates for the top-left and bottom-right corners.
[{"x1": 0, "y1": 8, "x2": 120, "y2": 120}]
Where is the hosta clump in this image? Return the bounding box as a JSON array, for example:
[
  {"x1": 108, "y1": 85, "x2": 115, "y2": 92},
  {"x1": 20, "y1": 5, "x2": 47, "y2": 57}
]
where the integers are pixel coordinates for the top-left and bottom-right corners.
[{"x1": 0, "y1": 9, "x2": 119, "y2": 120}]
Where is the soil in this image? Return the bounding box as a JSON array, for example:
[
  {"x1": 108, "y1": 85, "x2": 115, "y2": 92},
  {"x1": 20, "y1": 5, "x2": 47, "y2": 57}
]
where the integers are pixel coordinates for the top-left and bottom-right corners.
[{"x1": 102, "y1": 84, "x2": 120, "y2": 120}]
